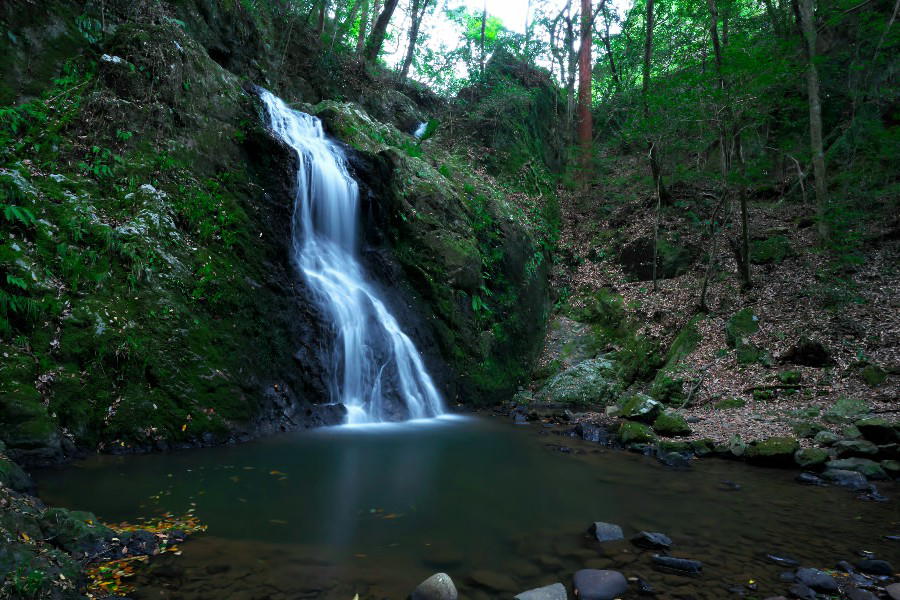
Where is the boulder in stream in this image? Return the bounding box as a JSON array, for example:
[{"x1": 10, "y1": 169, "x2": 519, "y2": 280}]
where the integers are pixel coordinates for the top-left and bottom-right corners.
[
  {"x1": 794, "y1": 568, "x2": 838, "y2": 593},
  {"x1": 588, "y1": 521, "x2": 624, "y2": 543},
  {"x1": 821, "y1": 469, "x2": 869, "y2": 490},
  {"x1": 632, "y1": 531, "x2": 673, "y2": 550},
  {"x1": 411, "y1": 573, "x2": 458, "y2": 600},
  {"x1": 514, "y1": 582, "x2": 568, "y2": 600},
  {"x1": 572, "y1": 569, "x2": 628, "y2": 600},
  {"x1": 651, "y1": 554, "x2": 703, "y2": 575}
]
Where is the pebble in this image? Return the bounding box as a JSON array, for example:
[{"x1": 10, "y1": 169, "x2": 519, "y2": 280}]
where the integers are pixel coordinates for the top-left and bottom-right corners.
[
  {"x1": 794, "y1": 568, "x2": 838, "y2": 592},
  {"x1": 514, "y1": 582, "x2": 567, "y2": 600},
  {"x1": 572, "y1": 569, "x2": 628, "y2": 600},
  {"x1": 632, "y1": 531, "x2": 673, "y2": 549}
]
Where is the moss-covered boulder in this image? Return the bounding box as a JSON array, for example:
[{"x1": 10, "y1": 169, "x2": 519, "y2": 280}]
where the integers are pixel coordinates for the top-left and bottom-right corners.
[
  {"x1": 714, "y1": 397, "x2": 746, "y2": 410},
  {"x1": 854, "y1": 417, "x2": 899, "y2": 444},
  {"x1": 824, "y1": 397, "x2": 870, "y2": 424},
  {"x1": 39, "y1": 508, "x2": 115, "y2": 554},
  {"x1": 794, "y1": 448, "x2": 830, "y2": 469},
  {"x1": 691, "y1": 438, "x2": 716, "y2": 456},
  {"x1": 725, "y1": 308, "x2": 759, "y2": 348},
  {"x1": 652, "y1": 412, "x2": 692, "y2": 437},
  {"x1": 750, "y1": 235, "x2": 794, "y2": 265},
  {"x1": 833, "y1": 439, "x2": 879, "y2": 458},
  {"x1": 615, "y1": 394, "x2": 662, "y2": 423},
  {"x1": 825, "y1": 458, "x2": 888, "y2": 480},
  {"x1": 0, "y1": 457, "x2": 33, "y2": 492},
  {"x1": 746, "y1": 436, "x2": 800, "y2": 466},
  {"x1": 814, "y1": 430, "x2": 842, "y2": 446},
  {"x1": 792, "y1": 421, "x2": 825, "y2": 439},
  {"x1": 650, "y1": 316, "x2": 701, "y2": 403},
  {"x1": 859, "y1": 364, "x2": 887, "y2": 386},
  {"x1": 538, "y1": 358, "x2": 620, "y2": 406},
  {"x1": 881, "y1": 459, "x2": 900, "y2": 477},
  {"x1": 619, "y1": 421, "x2": 658, "y2": 445}
]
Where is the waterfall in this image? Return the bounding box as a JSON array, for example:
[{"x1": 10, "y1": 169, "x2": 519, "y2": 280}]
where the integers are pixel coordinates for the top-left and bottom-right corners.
[
  {"x1": 413, "y1": 122, "x2": 428, "y2": 139},
  {"x1": 259, "y1": 89, "x2": 444, "y2": 424}
]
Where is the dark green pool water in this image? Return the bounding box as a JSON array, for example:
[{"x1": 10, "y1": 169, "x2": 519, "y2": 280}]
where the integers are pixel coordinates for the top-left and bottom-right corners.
[{"x1": 37, "y1": 416, "x2": 897, "y2": 599}]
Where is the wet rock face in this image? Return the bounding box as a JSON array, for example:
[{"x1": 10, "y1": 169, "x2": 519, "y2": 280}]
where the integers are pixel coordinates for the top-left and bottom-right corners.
[{"x1": 412, "y1": 572, "x2": 458, "y2": 600}]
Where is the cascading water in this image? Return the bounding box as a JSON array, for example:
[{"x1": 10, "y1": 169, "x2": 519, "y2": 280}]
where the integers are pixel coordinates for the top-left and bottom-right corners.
[{"x1": 258, "y1": 89, "x2": 444, "y2": 425}]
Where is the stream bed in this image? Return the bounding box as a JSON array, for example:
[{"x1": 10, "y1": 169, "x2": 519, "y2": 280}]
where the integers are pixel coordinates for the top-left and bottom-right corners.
[{"x1": 37, "y1": 416, "x2": 897, "y2": 599}]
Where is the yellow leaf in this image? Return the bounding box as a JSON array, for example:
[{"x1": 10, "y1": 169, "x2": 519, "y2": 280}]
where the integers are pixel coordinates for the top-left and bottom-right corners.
[{"x1": 181, "y1": 423, "x2": 187, "y2": 432}]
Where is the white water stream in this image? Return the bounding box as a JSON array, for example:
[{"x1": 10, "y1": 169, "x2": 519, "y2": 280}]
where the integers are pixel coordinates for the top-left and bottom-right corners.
[{"x1": 259, "y1": 90, "x2": 444, "y2": 424}]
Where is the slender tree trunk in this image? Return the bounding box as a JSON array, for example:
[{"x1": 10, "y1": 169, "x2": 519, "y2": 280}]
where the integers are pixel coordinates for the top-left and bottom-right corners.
[
  {"x1": 400, "y1": 0, "x2": 430, "y2": 81},
  {"x1": 364, "y1": 0, "x2": 400, "y2": 61},
  {"x1": 642, "y1": 0, "x2": 669, "y2": 204},
  {"x1": 525, "y1": 0, "x2": 533, "y2": 50},
  {"x1": 762, "y1": 0, "x2": 782, "y2": 35},
  {"x1": 480, "y1": 0, "x2": 487, "y2": 76},
  {"x1": 356, "y1": 0, "x2": 369, "y2": 54},
  {"x1": 317, "y1": 0, "x2": 328, "y2": 37},
  {"x1": 795, "y1": 0, "x2": 829, "y2": 241},
  {"x1": 577, "y1": 0, "x2": 594, "y2": 178},
  {"x1": 601, "y1": 4, "x2": 620, "y2": 90}
]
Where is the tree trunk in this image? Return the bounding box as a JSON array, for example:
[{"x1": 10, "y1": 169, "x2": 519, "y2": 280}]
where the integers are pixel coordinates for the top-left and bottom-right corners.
[
  {"x1": 795, "y1": 0, "x2": 829, "y2": 241},
  {"x1": 480, "y1": 0, "x2": 487, "y2": 76},
  {"x1": 642, "y1": 0, "x2": 670, "y2": 204},
  {"x1": 601, "y1": 4, "x2": 620, "y2": 90},
  {"x1": 356, "y1": 0, "x2": 369, "y2": 53},
  {"x1": 317, "y1": 0, "x2": 328, "y2": 37},
  {"x1": 364, "y1": 0, "x2": 400, "y2": 61},
  {"x1": 578, "y1": 0, "x2": 594, "y2": 178},
  {"x1": 400, "y1": 0, "x2": 430, "y2": 80}
]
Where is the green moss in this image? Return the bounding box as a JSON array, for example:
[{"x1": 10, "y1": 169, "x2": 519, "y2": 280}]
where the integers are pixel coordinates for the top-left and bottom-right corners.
[
  {"x1": 824, "y1": 397, "x2": 871, "y2": 424},
  {"x1": 725, "y1": 308, "x2": 759, "y2": 348},
  {"x1": 750, "y1": 235, "x2": 794, "y2": 265},
  {"x1": 860, "y1": 364, "x2": 887, "y2": 386},
  {"x1": 778, "y1": 370, "x2": 801, "y2": 384},
  {"x1": 652, "y1": 412, "x2": 692, "y2": 437},
  {"x1": 714, "y1": 397, "x2": 746, "y2": 410},
  {"x1": 746, "y1": 436, "x2": 800, "y2": 465},
  {"x1": 753, "y1": 389, "x2": 775, "y2": 401},
  {"x1": 619, "y1": 421, "x2": 657, "y2": 445},
  {"x1": 794, "y1": 447, "x2": 830, "y2": 468}
]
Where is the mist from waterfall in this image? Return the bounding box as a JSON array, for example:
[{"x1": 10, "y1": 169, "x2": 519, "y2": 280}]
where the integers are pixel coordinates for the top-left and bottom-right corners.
[{"x1": 259, "y1": 89, "x2": 444, "y2": 424}]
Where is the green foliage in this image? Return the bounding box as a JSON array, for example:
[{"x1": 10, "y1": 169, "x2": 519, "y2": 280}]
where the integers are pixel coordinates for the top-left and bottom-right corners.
[
  {"x1": 9, "y1": 566, "x2": 47, "y2": 598},
  {"x1": 714, "y1": 397, "x2": 746, "y2": 410}
]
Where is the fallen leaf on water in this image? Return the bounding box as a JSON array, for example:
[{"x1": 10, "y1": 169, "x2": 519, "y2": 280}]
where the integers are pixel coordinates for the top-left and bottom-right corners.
[
  {"x1": 269, "y1": 470, "x2": 286, "y2": 476},
  {"x1": 269, "y1": 519, "x2": 288, "y2": 525}
]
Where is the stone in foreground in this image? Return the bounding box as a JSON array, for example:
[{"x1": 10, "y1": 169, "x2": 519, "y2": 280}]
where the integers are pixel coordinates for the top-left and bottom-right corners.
[
  {"x1": 794, "y1": 568, "x2": 838, "y2": 593},
  {"x1": 652, "y1": 554, "x2": 703, "y2": 575},
  {"x1": 412, "y1": 573, "x2": 458, "y2": 600},
  {"x1": 515, "y1": 582, "x2": 567, "y2": 600},
  {"x1": 572, "y1": 569, "x2": 628, "y2": 600}
]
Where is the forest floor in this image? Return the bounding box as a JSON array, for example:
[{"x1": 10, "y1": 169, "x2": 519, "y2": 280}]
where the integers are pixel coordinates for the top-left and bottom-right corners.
[{"x1": 538, "y1": 154, "x2": 899, "y2": 445}]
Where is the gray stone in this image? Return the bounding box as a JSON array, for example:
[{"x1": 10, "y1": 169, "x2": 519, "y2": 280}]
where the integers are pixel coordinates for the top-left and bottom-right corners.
[
  {"x1": 886, "y1": 582, "x2": 900, "y2": 600},
  {"x1": 572, "y1": 570, "x2": 628, "y2": 600},
  {"x1": 855, "y1": 559, "x2": 893, "y2": 575},
  {"x1": 514, "y1": 583, "x2": 567, "y2": 600},
  {"x1": 821, "y1": 469, "x2": 869, "y2": 490},
  {"x1": 651, "y1": 554, "x2": 703, "y2": 575},
  {"x1": 588, "y1": 522, "x2": 624, "y2": 543},
  {"x1": 833, "y1": 439, "x2": 879, "y2": 457},
  {"x1": 794, "y1": 568, "x2": 838, "y2": 592},
  {"x1": 814, "y1": 430, "x2": 842, "y2": 445},
  {"x1": 412, "y1": 573, "x2": 458, "y2": 600},
  {"x1": 845, "y1": 588, "x2": 878, "y2": 600},
  {"x1": 826, "y1": 458, "x2": 888, "y2": 480},
  {"x1": 632, "y1": 531, "x2": 673, "y2": 549}
]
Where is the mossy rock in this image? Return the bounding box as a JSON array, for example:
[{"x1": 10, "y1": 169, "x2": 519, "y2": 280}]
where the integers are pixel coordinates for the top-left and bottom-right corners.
[
  {"x1": 725, "y1": 308, "x2": 759, "y2": 348},
  {"x1": 691, "y1": 438, "x2": 716, "y2": 456},
  {"x1": 618, "y1": 421, "x2": 657, "y2": 445},
  {"x1": 813, "y1": 430, "x2": 842, "y2": 446},
  {"x1": 650, "y1": 370, "x2": 685, "y2": 404},
  {"x1": 738, "y1": 344, "x2": 772, "y2": 366},
  {"x1": 778, "y1": 370, "x2": 801, "y2": 385},
  {"x1": 658, "y1": 440, "x2": 693, "y2": 454},
  {"x1": 881, "y1": 459, "x2": 900, "y2": 477},
  {"x1": 750, "y1": 236, "x2": 794, "y2": 265},
  {"x1": 824, "y1": 397, "x2": 870, "y2": 424},
  {"x1": 539, "y1": 358, "x2": 620, "y2": 406},
  {"x1": 615, "y1": 394, "x2": 662, "y2": 423},
  {"x1": 714, "y1": 397, "x2": 746, "y2": 410},
  {"x1": 0, "y1": 457, "x2": 33, "y2": 492},
  {"x1": 825, "y1": 458, "x2": 888, "y2": 480},
  {"x1": 746, "y1": 436, "x2": 800, "y2": 466},
  {"x1": 652, "y1": 412, "x2": 692, "y2": 437},
  {"x1": 860, "y1": 364, "x2": 887, "y2": 386},
  {"x1": 753, "y1": 388, "x2": 776, "y2": 401},
  {"x1": 791, "y1": 421, "x2": 825, "y2": 439},
  {"x1": 854, "y1": 417, "x2": 899, "y2": 444},
  {"x1": 794, "y1": 448, "x2": 830, "y2": 469},
  {"x1": 833, "y1": 439, "x2": 879, "y2": 458},
  {"x1": 39, "y1": 508, "x2": 114, "y2": 554}
]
